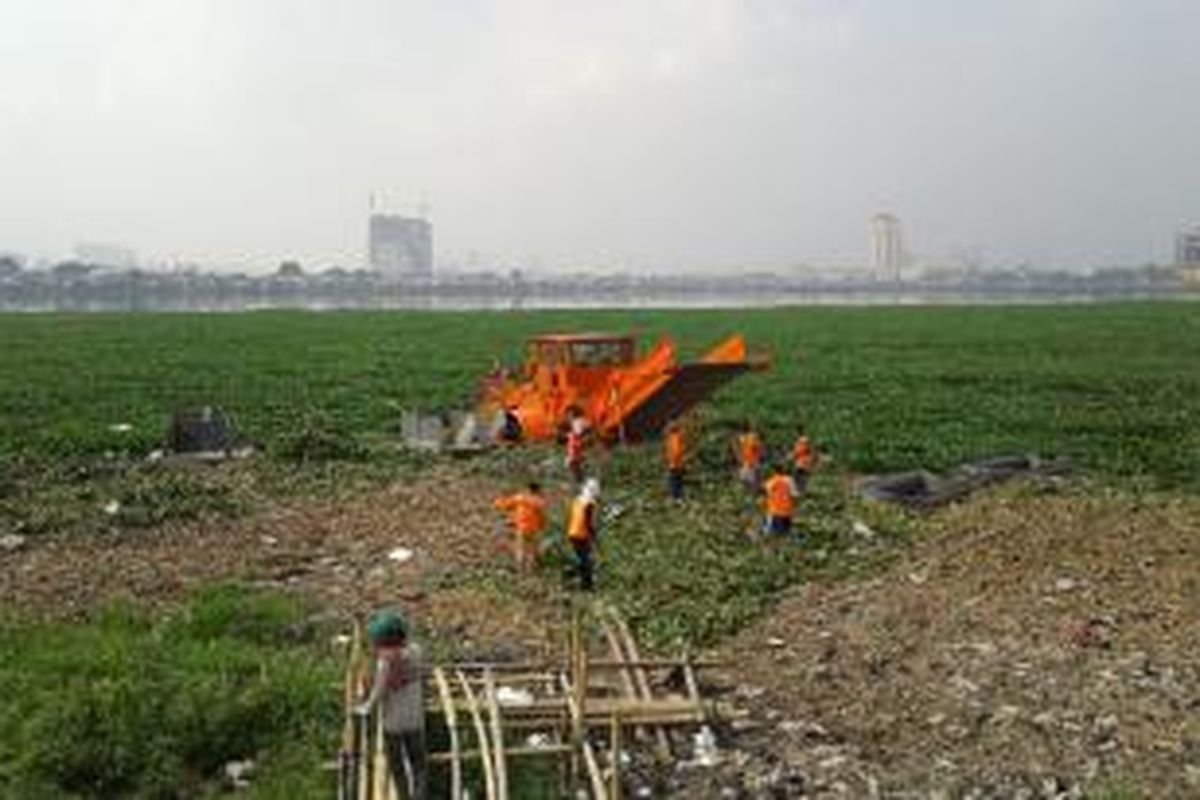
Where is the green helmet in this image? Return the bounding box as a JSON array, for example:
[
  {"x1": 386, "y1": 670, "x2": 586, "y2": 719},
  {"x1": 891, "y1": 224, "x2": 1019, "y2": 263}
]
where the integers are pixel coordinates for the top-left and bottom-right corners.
[{"x1": 367, "y1": 609, "x2": 408, "y2": 643}]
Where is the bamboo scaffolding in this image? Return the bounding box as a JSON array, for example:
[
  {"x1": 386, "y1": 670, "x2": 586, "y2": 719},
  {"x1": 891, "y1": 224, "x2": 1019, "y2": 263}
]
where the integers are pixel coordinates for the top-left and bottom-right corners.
[{"x1": 338, "y1": 603, "x2": 737, "y2": 800}]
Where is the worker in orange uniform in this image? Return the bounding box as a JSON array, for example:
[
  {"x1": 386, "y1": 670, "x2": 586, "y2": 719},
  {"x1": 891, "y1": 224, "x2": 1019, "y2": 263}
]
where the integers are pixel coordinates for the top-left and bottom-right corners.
[
  {"x1": 664, "y1": 420, "x2": 686, "y2": 500},
  {"x1": 566, "y1": 478, "x2": 600, "y2": 591},
  {"x1": 492, "y1": 481, "x2": 547, "y2": 573},
  {"x1": 791, "y1": 426, "x2": 816, "y2": 493},
  {"x1": 735, "y1": 422, "x2": 764, "y2": 490},
  {"x1": 763, "y1": 463, "x2": 800, "y2": 536},
  {"x1": 564, "y1": 412, "x2": 587, "y2": 484}
]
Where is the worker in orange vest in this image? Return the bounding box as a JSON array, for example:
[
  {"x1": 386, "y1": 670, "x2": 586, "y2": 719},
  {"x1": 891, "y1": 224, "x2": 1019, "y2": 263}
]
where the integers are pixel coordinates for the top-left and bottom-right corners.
[
  {"x1": 791, "y1": 426, "x2": 816, "y2": 492},
  {"x1": 762, "y1": 463, "x2": 799, "y2": 536},
  {"x1": 664, "y1": 420, "x2": 686, "y2": 500},
  {"x1": 492, "y1": 481, "x2": 547, "y2": 573},
  {"x1": 566, "y1": 478, "x2": 600, "y2": 591},
  {"x1": 564, "y1": 412, "x2": 587, "y2": 484},
  {"x1": 735, "y1": 422, "x2": 764, "y2": 490}
]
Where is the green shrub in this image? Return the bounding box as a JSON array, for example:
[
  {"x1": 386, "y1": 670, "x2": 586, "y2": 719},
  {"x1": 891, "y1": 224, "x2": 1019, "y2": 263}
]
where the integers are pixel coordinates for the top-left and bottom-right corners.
[{"x1": 0, "y1": 587, "x2": 339, "y2": 799}]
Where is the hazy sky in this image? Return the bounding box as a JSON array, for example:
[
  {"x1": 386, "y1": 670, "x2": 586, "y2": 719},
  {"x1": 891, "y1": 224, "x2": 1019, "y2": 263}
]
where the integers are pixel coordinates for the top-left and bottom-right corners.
[{"x1": 1, "y1": 0, "x2": 1198, "y2": 272}]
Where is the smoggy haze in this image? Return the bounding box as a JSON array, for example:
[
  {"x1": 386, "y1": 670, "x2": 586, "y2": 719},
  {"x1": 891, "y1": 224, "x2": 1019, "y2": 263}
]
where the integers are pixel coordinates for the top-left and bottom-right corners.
[{"x1": 1, "y1": 0, "x2": 1198, "y2": 272}]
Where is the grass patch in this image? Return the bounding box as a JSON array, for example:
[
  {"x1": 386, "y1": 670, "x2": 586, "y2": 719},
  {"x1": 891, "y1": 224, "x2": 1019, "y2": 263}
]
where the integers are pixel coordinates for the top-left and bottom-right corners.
[{"x1": 0, "y1": 586, "x2": 339, "y2": 799}]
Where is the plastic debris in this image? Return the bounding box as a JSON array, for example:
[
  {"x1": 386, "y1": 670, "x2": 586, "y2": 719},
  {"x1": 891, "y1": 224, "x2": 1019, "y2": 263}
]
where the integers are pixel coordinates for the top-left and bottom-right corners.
[
  {"x1": 497, "y1": 686, "x2": 535, "y2": 707},
  {"x1": 388, "y1": 547, "x2": 414, "y2": 563}
]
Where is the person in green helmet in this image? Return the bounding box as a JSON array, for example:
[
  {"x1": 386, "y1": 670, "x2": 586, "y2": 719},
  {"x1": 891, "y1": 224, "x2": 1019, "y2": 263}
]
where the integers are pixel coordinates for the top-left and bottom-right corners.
[{"x1": 355, "y1": 610, "x2": 427, "y2": 799}]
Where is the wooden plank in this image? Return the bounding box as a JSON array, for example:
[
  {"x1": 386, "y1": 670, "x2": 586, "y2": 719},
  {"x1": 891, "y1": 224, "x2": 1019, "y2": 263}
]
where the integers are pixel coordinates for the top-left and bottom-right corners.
[
  {"x1": 456, "y1": 670, "x2": 497, "y2": 800},
  {"x1": 432, "y1": 668, "x2": 462, "y2": 800},
  {"x1": 484, "y1": 669, "x2": 509, "y2": 800}
]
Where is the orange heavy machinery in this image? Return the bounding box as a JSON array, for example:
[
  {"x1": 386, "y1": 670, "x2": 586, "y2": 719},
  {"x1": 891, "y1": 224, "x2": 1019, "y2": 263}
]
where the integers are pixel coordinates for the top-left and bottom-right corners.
[{"x1": 480, "y1": 332, "x2": 768, "y2": 443}]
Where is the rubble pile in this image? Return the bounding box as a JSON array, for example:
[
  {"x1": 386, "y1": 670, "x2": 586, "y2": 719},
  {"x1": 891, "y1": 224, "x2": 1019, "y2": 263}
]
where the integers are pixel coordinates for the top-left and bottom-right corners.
[{"x1": 703, "y1": 490, "x2": 1200, "y2": 798}]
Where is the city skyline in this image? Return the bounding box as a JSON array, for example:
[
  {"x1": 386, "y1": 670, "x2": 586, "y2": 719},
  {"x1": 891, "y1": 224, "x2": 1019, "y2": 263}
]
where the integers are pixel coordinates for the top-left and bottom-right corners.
[{"x1": 2, "y1": 1, "x2": 1199, "y2": 270}]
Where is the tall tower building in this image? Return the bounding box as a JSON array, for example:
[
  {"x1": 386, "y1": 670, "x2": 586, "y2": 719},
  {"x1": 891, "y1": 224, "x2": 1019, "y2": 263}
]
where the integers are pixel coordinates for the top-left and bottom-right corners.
[
  {"x1": 368, "y1": 214, "x2": 433, "y2": 279},
  {"x1": 869, "y1": 213, "x2": 904, "y2": 281},
  {"x1": 1177, "y1": 224, "x2": 1200, "y2": 266}
]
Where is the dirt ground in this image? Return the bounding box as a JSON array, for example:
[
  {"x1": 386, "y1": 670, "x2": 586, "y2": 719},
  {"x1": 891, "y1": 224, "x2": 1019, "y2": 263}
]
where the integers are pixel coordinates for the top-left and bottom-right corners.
[
  {"x1": 0, "y1": 464, "x2": 568, "y2": 656},
  {"x1": 700, "y1": 488, "x2": 1200, "y2": 799},
  {"x1": 4, "y1": 470, "x2": 1198, "y2": 798}
]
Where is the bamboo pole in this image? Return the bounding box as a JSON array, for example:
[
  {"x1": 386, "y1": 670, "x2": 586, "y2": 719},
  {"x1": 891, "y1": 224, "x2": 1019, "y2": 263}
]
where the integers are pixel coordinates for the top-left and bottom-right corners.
[
  {"x1": 432, "y1": 668, "x2": 462, "y2": 800},
  {"x1": 605, "y1": 605, "x2": 670, "y2": 759},
  {"x1": 429, "y1": 744, "x2": 573, "y2": 763},
  {"x1": 560, "y1": 674, "x2": 608, "y2": 800},
  {"x1": 609, "y1": 711, "x2": 622, "y2": 800},
  {"x1": 373, "y1": 709, "x2": 391, "y2": 800},
  {"x1": 484, "y1": 668, "x2": 509, "y2": 800},
  {"x1": 456, "y1": 670, "x2": 497, "y2": 800}
]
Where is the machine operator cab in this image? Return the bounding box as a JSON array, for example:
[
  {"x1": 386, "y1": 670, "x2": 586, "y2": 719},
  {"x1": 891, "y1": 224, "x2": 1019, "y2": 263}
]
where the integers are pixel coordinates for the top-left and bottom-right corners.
[{"x1": 525, "y1": 333, "x2": 636, "y2": 371}]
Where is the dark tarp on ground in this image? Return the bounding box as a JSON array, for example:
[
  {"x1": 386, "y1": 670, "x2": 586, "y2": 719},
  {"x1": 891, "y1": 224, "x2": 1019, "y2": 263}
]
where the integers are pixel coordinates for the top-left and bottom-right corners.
[
  {"x1": 858, "y1": 454, "x2": 1065, "y2": 509},
  {"x1": 167, "y1": 406, "x2": 242, "y2": 454}
]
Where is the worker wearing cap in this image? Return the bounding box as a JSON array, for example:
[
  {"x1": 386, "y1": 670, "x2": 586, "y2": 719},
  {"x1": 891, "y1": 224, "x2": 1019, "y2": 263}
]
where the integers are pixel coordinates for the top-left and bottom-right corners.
[
  {"x1": 664, "y1": 420, "x2": 686, "y2": 500},
  {"x1": 735, "y1": 422, "x2": 764, "y2": 490},
  {"x1": 356, "y1": 610, "x2": 427, "y2": 800},
  {"x1": 763, "y1": 463, "x2": 799, "y2": 536},
  {"x1": 791, "y1": 426, "x2": 816, "y2": 493},
  {"x1": 566, "y1": 478, "x2": 600, "y2": 591},
  {"x1": 493, "y1": 481, "x2": 548, "y2": 573}
]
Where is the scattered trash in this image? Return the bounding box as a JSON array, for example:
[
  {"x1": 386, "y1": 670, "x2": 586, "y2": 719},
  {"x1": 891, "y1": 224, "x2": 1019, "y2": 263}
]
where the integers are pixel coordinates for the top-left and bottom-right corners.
[
  {"x1": 331, "y1": 634, "x2": 351, "y2": 646},
  {"x1": 223, "y1": 759, "x2": 255, "y2": 789},
  {"x1": 766, "y1": 636, "x2": 786, "y2": 648},
  {"x1": 145, "y1": 448, "x2": 165, "y2": 462},
  {"x1": 691, "y1": 725, "x2": 720, "y2": 767},
  {"x1": 103, "y1": 500, "x2": 121, "y2": 516},
  {"x1": 109, "y1": 423, "x2": 133, "y2": 433},
  {"x1": 0, "y1": 533, "x2": 27, "y2": 552},
  {"x1": 260, "y1": 535, "x2": 278, "y2": 546},
  {"x1": 496, "y1": 686, "x2": 534, "y2": 707},
  {"x1": 525, "y1": 732, "x2": 552, "y2": 749},
  {"x1": 1054, "y1": 577, "x2": 1078, "y2": 592},
  {"x1": 387, "y1": 547, "x2": 414, "y2": 563},
  {"x1": 852, "y1": 519, "x2": 876, "y2": 539}
]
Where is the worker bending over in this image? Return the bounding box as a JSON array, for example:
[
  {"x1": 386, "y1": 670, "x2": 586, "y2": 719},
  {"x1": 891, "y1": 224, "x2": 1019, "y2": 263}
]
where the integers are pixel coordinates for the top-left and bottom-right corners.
[
  {"x1": 567, "y1": 478, "x2": 600, "y2": 591},
  {"x1": 493, "y1": 481, "x2": 547, "y2": 573},
  {"x1": 763, "y1": 463, "x2": 800, "y2": 537},
  {"x1": 356, "y1": 610, "x2": 427, "y2": 800},
  {"x1": 664, "y1": 420, "x2": 686, "y2": 500},
  {"x1": 736, "y1": 422, "x2": 764, "y2": 490},
  {"x1": 791, "y1": 426, "x2": 816, "y2": 492}
]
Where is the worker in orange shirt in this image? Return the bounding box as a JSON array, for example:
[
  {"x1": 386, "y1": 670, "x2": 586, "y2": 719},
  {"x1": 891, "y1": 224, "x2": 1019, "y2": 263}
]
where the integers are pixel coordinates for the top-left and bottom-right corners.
[
  {"x1": 735, "y1": 422, "x2": 764, "y2": 490},
  {"x1": 492, "y1": 481, "x2": 547, "y2": 573},
  {"x1": 566, "y1": 478, "x2": 600, "y2": 591},
  {"x1": 564, "y1": 412, "x2": 587, "y2": 484},
  {"x1": 791, "y1": 426, "x2": 816, "y2": 492},
  {"x1": 762, "y1": 463, "x2": 799, "y2": 536},
  {"x1": 664, "y1": 420, "x2": 686, "y2": 500}
]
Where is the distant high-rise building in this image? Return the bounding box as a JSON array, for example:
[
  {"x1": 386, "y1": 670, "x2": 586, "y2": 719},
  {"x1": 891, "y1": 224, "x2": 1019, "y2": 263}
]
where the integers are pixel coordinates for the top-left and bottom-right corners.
[
  {"x1": 1177, "y1": 224, "x2": 1200, "y2": 266},
  {"x1": 869, "y1": 213, "x2": 904, "y2": 281},
  {"x1": 368, "y1": 214, "x2": 433, "y2": 278}
]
